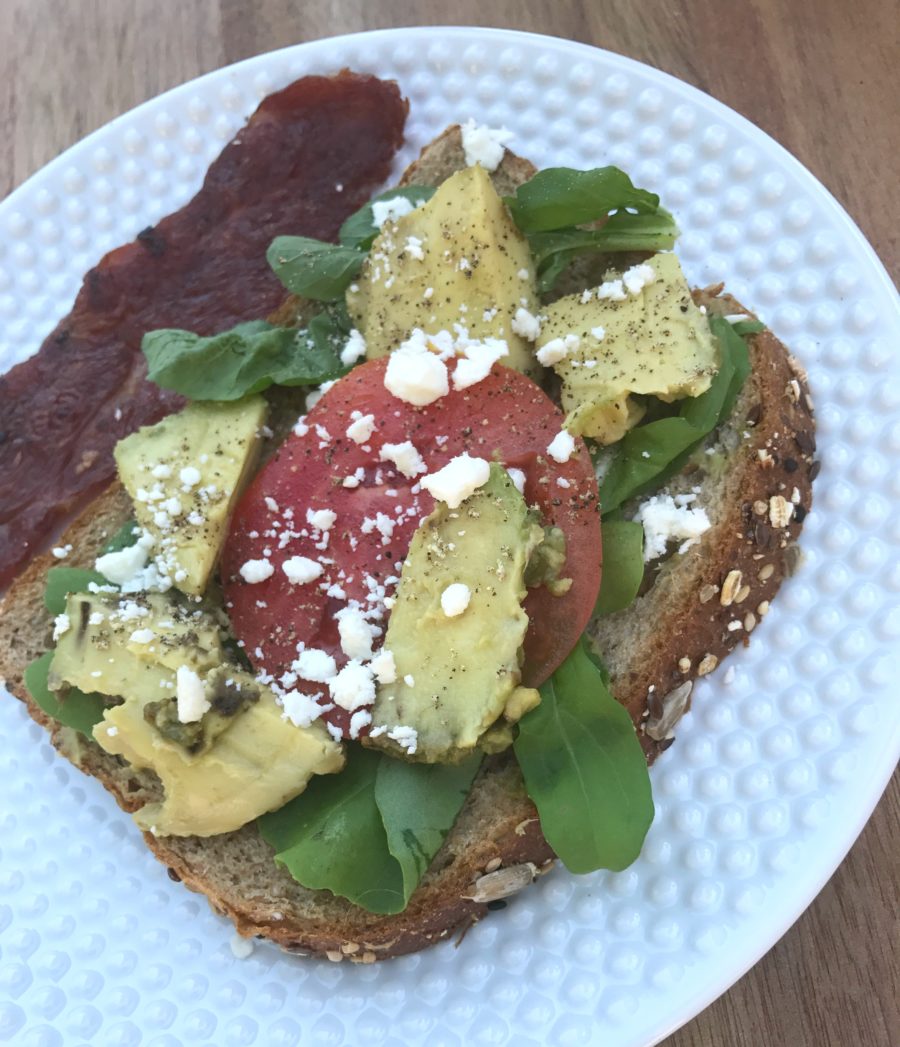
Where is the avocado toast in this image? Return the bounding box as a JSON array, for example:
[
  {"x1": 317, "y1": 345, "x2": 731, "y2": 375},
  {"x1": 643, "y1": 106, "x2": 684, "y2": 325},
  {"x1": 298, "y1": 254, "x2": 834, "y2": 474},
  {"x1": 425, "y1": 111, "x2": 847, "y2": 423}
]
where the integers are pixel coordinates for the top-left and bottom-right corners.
[{"x1": 0, "y1": 122, "x2": 815, "y2": 961}]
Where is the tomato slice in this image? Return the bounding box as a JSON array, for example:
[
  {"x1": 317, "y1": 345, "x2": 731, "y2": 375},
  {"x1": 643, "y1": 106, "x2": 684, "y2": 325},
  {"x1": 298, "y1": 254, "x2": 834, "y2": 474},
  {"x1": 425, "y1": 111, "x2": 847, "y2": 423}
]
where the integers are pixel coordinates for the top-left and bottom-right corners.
[{"x1": 222, "y1": 358, "x2": 601, "y2": 719}]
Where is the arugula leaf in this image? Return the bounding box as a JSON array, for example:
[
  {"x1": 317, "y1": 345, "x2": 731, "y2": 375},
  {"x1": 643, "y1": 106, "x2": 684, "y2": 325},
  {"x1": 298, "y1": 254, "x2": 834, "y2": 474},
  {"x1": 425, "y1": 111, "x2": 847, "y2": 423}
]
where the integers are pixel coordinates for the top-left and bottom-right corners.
[
  {"x1": 142, "y1": 317, "x2": 346, "y2": 401},
  {"x1": 257, "y1": 747, "x2": 478, "y2": 914},
  {"x1": 514, "y1": 641, "x2": 653, "y2": 873},
  {"x1": 267, "y1": 236, "x2": 364, "y2": 301},
  {"x1": 505, "y1": 167, "x2": 662, "y2": 232},
  {"x1": 339, "y1": 186, "x2": 436, "y2": 251},
  {"x1": 375, "y1": 754, "x2": 481, "y2": 899},
  {"x1": 529, "y1": 211, "x2": 680, "y2": 293},
  {"x1": 730, "y1": 318, "x2": 765, "y2": 337},
  {"x1": 595, "y1": 520, "x2": 644, "y2": 615},
  {"x1": 599, "y1": 315, "x2": 751, "y2": 514},
  {"x1": 24, "y1": 652, "x2": 107, "y2": 738},
  {"x1": 44, "y1": 568, "x2": 107, "y2": 615}
]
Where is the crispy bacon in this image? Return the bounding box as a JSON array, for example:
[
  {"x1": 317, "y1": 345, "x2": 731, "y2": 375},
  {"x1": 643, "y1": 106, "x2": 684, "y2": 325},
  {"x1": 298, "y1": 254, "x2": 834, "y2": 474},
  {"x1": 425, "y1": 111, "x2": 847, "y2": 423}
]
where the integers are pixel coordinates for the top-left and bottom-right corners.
[{"x1": 0, "y1": 72, "x2": 407, "y2": 589}]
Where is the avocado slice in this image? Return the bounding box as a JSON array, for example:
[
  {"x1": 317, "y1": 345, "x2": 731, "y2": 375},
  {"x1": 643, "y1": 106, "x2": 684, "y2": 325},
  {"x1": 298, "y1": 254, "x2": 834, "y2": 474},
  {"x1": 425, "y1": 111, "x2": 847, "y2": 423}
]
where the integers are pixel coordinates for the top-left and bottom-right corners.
[
  {"x1": 536, "y1": 252, "x2": 719, "y2": 443},
  {"x1": 366, "y1": 464, "x2": 542, "y2": 764},
  {"x1": 114, "y1": 396, "x2": 268, "y2": 595},
  {"x1": 50, "y1": 590, "x2": 344, "y2": 836},
  {"x1": 347, "y1": 166, "x2": 541, "y2": 376}
]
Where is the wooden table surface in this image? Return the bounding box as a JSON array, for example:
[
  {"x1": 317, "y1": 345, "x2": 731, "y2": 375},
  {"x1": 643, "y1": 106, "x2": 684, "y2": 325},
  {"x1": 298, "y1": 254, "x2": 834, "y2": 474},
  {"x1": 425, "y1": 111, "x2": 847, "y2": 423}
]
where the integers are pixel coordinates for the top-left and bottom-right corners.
[{"x1": 2, "y1": 2, "x2": 897, "y2": 1044}]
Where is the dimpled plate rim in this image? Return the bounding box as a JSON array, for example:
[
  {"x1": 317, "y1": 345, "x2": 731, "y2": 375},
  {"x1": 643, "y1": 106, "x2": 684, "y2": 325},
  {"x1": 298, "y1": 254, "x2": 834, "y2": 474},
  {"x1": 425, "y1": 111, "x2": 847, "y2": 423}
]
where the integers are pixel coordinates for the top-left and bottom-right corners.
[{"x1": 0, "y1": 25, "x2": 898, "y2": 1047}]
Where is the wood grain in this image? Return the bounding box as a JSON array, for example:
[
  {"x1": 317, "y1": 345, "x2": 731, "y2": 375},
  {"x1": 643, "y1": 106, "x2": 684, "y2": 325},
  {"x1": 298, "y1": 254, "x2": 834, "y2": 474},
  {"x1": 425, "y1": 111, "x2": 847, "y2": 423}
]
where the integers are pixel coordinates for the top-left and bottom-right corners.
[{"x1": 1, "y1": 2, "x2": 897, "y2": 1044}]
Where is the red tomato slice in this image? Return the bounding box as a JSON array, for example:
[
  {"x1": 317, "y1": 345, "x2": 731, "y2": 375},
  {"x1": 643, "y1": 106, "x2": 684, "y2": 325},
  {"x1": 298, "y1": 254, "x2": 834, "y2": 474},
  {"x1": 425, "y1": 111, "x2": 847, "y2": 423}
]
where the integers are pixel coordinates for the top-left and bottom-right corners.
[{"x1": 221, "y1": 358, "x2": 601, "y2": 718}]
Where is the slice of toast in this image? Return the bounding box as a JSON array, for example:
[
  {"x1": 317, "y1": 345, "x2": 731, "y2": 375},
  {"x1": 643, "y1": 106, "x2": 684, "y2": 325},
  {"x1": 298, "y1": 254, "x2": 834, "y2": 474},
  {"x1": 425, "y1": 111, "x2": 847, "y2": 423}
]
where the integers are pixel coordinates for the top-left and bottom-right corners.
[{"x1": 0, "y1": 127, "x2": 815, "y2": 960}]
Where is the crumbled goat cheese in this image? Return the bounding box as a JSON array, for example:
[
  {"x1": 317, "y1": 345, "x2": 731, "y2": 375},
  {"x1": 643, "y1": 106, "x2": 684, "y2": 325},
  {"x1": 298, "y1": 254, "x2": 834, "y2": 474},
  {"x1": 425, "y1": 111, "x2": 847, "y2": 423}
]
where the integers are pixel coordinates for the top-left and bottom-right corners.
[
  {"x1": 507, "y1": 468, "x2": 526, "y2": 495},
  {"x1": 452, "y1": 338, "x2": 509, "y2": 390},
  {"x1": 536, "y1": 333, "x2": 580, "y2": 367},
  {"x1": 346, "y1": 412, "x2": 376, "y2": 444},
  {"x1": 380, "y1": 440, "x2": 427, "y2": 478},
  {"x1": 384, "y1": 330, "x2": 450, "y2": 406},
  {"x1": 405, "y1": 235, "x2": 425, "y2": 260},
  {"x1": 420, "y1": 453, "x2": 491, "y2": 509},
  {"x1": 460, "y1": 118, "x2": 515, "y2": 171},
  {"x1": 306, "y1": 508, "x2": 337, "y2": 531},
  {"x1": 511, "y1": 307, "x2": 542, "y2": 341},
  {"x1": 176, "y1": 665, "x2": 210, "y2": 723},
  {"x1": 282, "y1": 556, "x2": 323, "y2": 586},
  {"x1": 95, "y1": 542, "x2": 149, "y2": 586},
  {"x1": 636, "y1": 493, "x2": 712, "y2": 562},
  {"x1": 292, "y1": 416, "x2": 309, "y2": 437},
  {"x1": 179, "y1": 466, "x2": 201, "y2": 488},
  {"x1": 129, "y1": 628, "x2": 156, "y2": 645},
  {"x1": 404, "y1": 674, "x2": 416, "y2": 687},
  {"x1": 590, "y1": 325, "x2": 606, "y2": 341},
  {"x1": 52, "y1": 613, "x2": 70, "y2": 641},
  {"x1": 622, "y1": 261, "x2": 656, "y2": 295},
  {"x1": 281, "y1": 691, "x2": 328, "y2": 728},
  {"x1": 596, "y1": 278, "x2": 627, "y2": 301},
  {"x1": 348, "y1": 709, "x2": 373, "y2": 739},
  {"x1": 546, "y1": 429, "x2": 577, "y2": 463},
  {"x1": 441, "y1": 582, "x2": 472, "y2": 617},
  {"x1": 294, "y1": 648, "x2": 337, "y2": 683},
  {"x1": 371, "y1": 196, "x2": 416, "y2": 227},
  {"x1": 329, "y1": 660, "x2": 376, "y2": 712},
  {"x1": 340, "y1": 328, "x2": 367, "y2": 367},
  {"x1": 387, "y1": 724, "x2": 418, "y2": 754},
  {"x1": 230, "y1": 935, "x2": 255, "y2": 960},
  {"x1": 240, "y1": 559, "x2": 274, "y2": 584},
  {"x1": 369, "y1": 648, "x2": 397, "y2": 684},
  {"x1": 336, "y1": 607, "x2": 378, "y2": 661},
  {"x1": 52, "y1": 544, "x2": 72, "y2": 559}
]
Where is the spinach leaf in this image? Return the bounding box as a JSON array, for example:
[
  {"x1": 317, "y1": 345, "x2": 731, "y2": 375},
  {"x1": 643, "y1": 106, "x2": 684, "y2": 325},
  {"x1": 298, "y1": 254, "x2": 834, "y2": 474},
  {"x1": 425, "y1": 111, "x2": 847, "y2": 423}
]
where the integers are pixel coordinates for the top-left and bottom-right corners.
[
  {"x1": 102, "y1": 519, "x2": 140, "y2": 554},
  {"x1": 267, "y1": 236, "x2": 364, "y2": 301},
  {"x1": 514, "y1": 641, "x2": 653, "y2": 873},
  {"x1": 599, "y1": 315, "x2": 751, "y2": 514},
  {"x1": 730, "y1": 318, "x2": 765, "y2": 337},
  {"x1": 375, "y1": 754, "x2": 481, "y2": 899},
  {"x1": 595, "y1": 520, "x2": 645, "y2": 616},
  {"x1": 24, "y1": 652, "x2": 107, "y2": 738},
  {"x1": 257, "y1": 747, "x2": 478, "y2": 914},
  {"x1": 505, "y1": 166, "x2": 662, "y2": 232},
  {"x1": 529, "y1": 211, "x2": 680, "y2": 293},
  {"x1": 142, "y1": 316, "x2": 346, "y2": 401},
  {"x1": 339, "y1": 186, "x2": 436, "y2": 251}
]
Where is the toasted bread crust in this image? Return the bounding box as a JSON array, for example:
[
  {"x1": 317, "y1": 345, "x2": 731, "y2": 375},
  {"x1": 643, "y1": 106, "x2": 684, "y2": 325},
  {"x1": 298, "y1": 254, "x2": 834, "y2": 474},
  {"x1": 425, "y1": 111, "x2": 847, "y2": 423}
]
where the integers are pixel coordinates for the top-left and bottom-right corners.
[{"x1": 0, "y1": 130, "x2": 816, "y2": 960}]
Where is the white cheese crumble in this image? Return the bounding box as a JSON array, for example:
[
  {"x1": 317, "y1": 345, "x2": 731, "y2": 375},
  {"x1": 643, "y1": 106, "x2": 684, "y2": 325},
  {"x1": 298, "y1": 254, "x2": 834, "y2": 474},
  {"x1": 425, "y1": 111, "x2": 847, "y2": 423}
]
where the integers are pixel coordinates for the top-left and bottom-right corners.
[
  {"x1": 294, "y1": 648, "x2": 337, "y2": 683},
  {"x1": 590, "y1": 325, "x2": 606, "y2": 341},
  {"x1": 596, "y1": 278, "x2": 627, "y2": 301},
  {"x1": 536, "y1": 333, "x2": 580, "y2": 367},
  {"x1": 306, "y1": 508, "x2": 337, "y2": 531},
  {"x1": 340, "y1": 328, "x2": 367, "y2": 367},
  {"x1": 507, "y1": 467, "x2": 526, "y2": 494},
  {"x1": 440, "y1": 582, "x2": 472, "y2": 617},
  {"x1": 346, "y1": 412, "x2": 376, "y2": 444},
  {"x1": 460, "y1": 118, "x2": 515, "y2": 171},
  {"x1": 546, "y1": 430, "x2": 577, "y2": 463},
  {"x1": 129, "y1": 628, "x2": 156, "y2": 645},
  {"x1": 239, "y1": 559, "x2": 274, "y2": 584},
  {"x1": 176, "y1": 665, "x2": 210, "y2": 723},
  {"x1": 281, "y1": 691, "x2": 328, "y2": 728},
  {"x1": 404, "y1": 674, "x2": 416, "y2": 687},
  {"x1": 348, "y1": 709, "x2": 373, "y2": 739},
  {"x1": 371, "y1": 196, "x2": 416, "y2": 227},
  {"x1": 420, "y1": 453, "x2": 491, "y2": 509},
  {"x1": 51, "y1": 545, "x2": 72, "y2": 559},
  {"x1": 623, "y1": 262, "x2": 656, "y2": 295},
  {"x1": 95, "y1": 543, "x2": 148, "y2": 586},
  {"x1": 371, "y1": 723, "x2": 419, "y2": 754},
  {"x1": 179, "y1": 466, "x2": 201, "y2": 488},
  {"x1": 336, "y1": 607, "x2": 378, "y2": 661},
  {"x1": 52, "y1": 613, "x2": 70, "y2": 641},
  {"x1": 369, "y1": 648, "x2": 397, "y2": 684},
  {"x1": 384, "y1": 330, "x2": 450, "y2": 406},
  {"x1": 230, "y1": 934, "x2": 255, "y2": 960},
  {"x1": 452, "y1": 338, "x2": 509, "y2": 390},
  {"x1": 329, "y1": 660, "x2": 376, "y2": 711},
  {"x1": 636, "y1": 493, "x2": 712, "y2": 562},
  {"x1": 282, "y1": 556, "x2": 323, "y2": 586},
  {"x1": 511, "y1": 307, "x2": 542, "y2": 341},
  {"x1": 405, "y1": 235, "x2": 425, "y2": 260},
  {"x1": 380, "y1": 440, "x2": 427, "y2": 478}
]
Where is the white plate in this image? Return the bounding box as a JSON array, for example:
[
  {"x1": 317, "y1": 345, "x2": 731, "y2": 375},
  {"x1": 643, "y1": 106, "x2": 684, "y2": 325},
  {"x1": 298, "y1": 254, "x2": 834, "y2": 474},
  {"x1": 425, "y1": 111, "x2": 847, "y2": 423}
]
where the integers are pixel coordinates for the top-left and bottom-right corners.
[{"x1": 1, "y1": 27, "x2": 898, "y2": 1047}]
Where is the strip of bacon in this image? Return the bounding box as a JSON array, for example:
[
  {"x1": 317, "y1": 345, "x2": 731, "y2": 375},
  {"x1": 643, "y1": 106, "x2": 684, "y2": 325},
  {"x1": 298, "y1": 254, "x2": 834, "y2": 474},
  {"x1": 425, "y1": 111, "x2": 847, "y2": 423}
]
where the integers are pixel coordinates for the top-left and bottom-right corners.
[{"x1": 0, "y1": 72, "x2": 408, "y2": 589}]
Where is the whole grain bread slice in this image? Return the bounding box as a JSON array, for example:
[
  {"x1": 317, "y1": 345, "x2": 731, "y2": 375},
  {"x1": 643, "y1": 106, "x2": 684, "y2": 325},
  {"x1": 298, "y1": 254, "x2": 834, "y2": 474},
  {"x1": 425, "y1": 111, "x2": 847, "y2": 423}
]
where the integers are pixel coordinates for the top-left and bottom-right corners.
[{"x1": 0, "y1": 128, "x2": 815, "y2": 960}]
